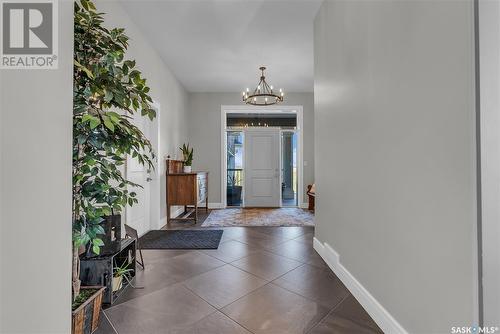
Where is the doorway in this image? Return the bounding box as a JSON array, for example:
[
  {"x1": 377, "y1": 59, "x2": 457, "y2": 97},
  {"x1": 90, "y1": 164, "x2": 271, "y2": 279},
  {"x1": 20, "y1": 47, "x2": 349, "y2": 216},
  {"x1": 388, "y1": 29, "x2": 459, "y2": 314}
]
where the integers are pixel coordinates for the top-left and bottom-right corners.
[{"x1": 221, "y1": 105, "x2": 304, "y2": 208}]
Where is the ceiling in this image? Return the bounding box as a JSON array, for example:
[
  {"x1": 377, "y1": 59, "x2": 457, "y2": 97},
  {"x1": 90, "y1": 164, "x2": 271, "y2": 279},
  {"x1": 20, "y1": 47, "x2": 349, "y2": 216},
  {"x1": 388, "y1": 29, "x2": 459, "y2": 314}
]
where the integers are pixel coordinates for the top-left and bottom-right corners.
[{"x1": 120, "y1": 0, "x2": 322, "y2": 93}]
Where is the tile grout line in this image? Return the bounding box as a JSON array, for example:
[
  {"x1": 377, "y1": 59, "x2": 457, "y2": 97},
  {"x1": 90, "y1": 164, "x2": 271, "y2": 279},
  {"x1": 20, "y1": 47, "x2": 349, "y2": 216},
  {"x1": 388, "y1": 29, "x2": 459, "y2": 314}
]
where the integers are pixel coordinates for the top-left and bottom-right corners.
[
  {"x1": 267, "y1": 263, "x2": 351, "y2": 314},
  {"x1": 305, "y1": 293, "x2": 352, "y2": 334},
  {"x1": 102, "y1": 310, "x2": 119, "y2": 334},
  {"x1": 180, "y1": 278, "x2": 262, "y2": 334},
  {"x1": 218, "y1": 281, "x2": 278, "y2": 333}
]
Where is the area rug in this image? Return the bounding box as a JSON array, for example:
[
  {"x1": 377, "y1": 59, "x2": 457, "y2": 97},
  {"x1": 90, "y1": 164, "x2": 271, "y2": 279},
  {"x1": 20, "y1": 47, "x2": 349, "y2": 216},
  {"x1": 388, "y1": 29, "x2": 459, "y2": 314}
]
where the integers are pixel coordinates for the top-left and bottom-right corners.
[
  {"x1": 201, "y1": 208, "x2": 314, "y2": 227},
  {"x1": 139, "y1": 230, "x2": 223, "y2": 249}
]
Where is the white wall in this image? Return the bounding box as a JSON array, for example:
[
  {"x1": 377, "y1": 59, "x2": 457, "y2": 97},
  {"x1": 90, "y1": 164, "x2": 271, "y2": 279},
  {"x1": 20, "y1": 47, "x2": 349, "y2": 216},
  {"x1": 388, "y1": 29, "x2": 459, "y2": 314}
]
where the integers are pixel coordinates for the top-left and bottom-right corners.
[
  {"x1": 186, "y1": 92, "x2": 314, "y2": 207},
  {"x1": 97, "y1": 1, "x2": 189, "y2": 231},
  {"x1": 478, "y1": 0, "x2": 500, "y2": 326},
  {"x1": 314, "y1": 1, "x2": 477, "y2": 333},
  {"x1": 0, "y1": 1, "x2": 74, "y2": 333}
]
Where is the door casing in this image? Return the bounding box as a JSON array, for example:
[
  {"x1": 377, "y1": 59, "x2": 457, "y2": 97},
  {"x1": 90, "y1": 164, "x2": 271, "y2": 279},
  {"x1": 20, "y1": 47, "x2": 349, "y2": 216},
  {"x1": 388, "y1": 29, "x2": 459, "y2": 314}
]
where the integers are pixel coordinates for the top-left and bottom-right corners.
[{"x1": 221, "y1": 105, "x2": 304, "y2": 208}]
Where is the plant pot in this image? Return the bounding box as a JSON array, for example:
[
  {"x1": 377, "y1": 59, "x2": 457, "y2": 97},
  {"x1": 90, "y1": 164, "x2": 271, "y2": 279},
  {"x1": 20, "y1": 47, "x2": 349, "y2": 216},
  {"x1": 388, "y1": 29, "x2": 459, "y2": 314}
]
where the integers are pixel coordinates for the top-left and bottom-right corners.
[
  {"x1": 102, "y1": 214, "x2": 122, "y2": 242},
  {"x1": 72, "y1": 286, "x2": 105, "y2": 334},
  {"x1": 183, "y1": 165, "x2": 192, "y2": 173},
  {"x1": 112, "y1": 276, "x2": 123, "y2": 292}
]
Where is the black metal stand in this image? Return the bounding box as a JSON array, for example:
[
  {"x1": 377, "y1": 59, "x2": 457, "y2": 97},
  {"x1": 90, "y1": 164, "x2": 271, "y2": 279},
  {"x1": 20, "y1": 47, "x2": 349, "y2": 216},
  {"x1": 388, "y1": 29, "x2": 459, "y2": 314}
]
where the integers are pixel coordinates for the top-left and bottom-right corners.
[{"x1": 80, "y1": 238, "x2": 137, "y2": 305}]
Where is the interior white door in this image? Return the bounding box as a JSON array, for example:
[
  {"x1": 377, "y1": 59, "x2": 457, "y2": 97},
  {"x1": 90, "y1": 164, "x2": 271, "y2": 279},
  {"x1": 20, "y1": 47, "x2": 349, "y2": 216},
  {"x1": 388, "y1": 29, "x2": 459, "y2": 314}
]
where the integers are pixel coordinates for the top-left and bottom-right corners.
[
  {"x1": 244, "y1": 128, "x2": 281, "y2": 207},
  {"x1": 126, "y1": 112, "x2": 152, "y2": 236}
]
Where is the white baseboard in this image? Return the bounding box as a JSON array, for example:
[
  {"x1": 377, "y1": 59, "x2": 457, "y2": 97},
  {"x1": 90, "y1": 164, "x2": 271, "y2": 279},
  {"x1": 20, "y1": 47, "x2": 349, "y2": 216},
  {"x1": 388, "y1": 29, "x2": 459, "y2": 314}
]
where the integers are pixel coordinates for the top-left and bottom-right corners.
[
  {"x1": 157, "y1": 206, "x2": 185, "y2": 230},
  {"x1": 313, "y1": 237, "x2": 408, "y2": 334},
  {"x1": 208, "y1": 202, "x2": 224, "y2": 209},
  {"x1": 159, "y1": 217, "x2": 167, "y2": 229}
]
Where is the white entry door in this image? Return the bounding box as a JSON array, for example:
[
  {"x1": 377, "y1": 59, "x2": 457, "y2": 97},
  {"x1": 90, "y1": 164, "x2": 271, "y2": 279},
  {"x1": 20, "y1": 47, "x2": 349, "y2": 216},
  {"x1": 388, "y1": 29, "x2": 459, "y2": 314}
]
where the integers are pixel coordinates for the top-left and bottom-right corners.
[
  {"x1": 126, "y1": 107, "x2": 158, "y2": 236},
  {"x1": 244, "y1": 128, "x2": 281, "y2": 207}
]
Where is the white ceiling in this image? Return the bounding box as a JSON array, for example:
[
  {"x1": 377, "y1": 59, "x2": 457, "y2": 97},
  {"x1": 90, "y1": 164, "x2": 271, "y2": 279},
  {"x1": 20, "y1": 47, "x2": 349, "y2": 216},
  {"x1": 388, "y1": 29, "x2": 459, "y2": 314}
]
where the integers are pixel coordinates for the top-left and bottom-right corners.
[{"x1": 120, "y1": 0, "x2": 322, "y2": 93}]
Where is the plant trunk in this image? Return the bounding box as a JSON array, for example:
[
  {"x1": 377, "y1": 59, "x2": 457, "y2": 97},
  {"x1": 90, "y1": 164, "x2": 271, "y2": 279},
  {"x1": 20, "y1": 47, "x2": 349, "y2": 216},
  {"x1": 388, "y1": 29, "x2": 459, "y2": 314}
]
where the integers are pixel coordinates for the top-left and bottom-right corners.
[{"x1": 72, "y1": 245, "x2": 81, "y2": 300}]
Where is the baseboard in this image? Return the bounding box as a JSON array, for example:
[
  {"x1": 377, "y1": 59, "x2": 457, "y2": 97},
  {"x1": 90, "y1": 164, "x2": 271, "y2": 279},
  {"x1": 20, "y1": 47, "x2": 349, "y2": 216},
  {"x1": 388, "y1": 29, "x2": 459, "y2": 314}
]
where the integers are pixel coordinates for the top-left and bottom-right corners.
[
  {"x1": 159, "y1": 217, "x2": 167, "y2": 229},
  {"x1": 208, "y1": 202, "x2": 223, "y2": 209},
  {"x1": 313, "y1": 238, "x2": 408, "y2": 334},
  {"x1": 157, "y1": 206, "x2": 185, "y2": 230}
]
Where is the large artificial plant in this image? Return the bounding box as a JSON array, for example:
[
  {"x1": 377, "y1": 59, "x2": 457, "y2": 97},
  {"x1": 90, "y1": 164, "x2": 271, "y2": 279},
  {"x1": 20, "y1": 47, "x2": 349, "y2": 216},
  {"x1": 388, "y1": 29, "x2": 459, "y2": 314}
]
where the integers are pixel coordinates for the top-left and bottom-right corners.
[{"x1": 72, "y1": 0, "x2": 156, "y2": 299}]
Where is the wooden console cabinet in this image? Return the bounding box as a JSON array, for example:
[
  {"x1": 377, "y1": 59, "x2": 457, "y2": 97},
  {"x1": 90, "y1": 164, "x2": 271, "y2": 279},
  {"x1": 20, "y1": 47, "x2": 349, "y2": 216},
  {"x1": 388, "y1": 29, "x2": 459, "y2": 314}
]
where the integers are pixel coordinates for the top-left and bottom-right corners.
[{"x1": 166, "y1": 159, "x2": 208, "y2": 224}]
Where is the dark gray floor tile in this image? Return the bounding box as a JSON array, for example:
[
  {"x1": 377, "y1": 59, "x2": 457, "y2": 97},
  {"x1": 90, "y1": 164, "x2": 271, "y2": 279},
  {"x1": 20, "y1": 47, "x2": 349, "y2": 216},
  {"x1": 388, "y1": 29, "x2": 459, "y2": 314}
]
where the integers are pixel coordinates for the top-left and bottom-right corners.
[
  {"x1": 221, "y1": 283, "x2": 329, "y2": 334},
  {"x1": 273, "y1": 264, "x2": 350, "y2": 309},
  {"x1": 114, "y1": 251, "x2": 224, "y2": 305},
  {"x1": 201, "y1": 240, "x2": 258, "y2": 263},
  {"x1": 267, "y1": 239, "x2": 321, "y2": 264},
  {"x1": 322, "y1": 295, "x2": 383, "y2": 333},
  {"x1": 105, "y1": 284, "x2": 215, "y2": 334},
  {"x1": 94, "y1": 311, "x2": 117, "y2": 334},
  {"x1": 231, "y1": 250, "x2": 302, "y2": 281},
  {"x1": 183, "y1": 264, "x2": 266, "y2": 308},
  {"x1": 170, "y1": 311, "x2": 252, "y2": 334}
]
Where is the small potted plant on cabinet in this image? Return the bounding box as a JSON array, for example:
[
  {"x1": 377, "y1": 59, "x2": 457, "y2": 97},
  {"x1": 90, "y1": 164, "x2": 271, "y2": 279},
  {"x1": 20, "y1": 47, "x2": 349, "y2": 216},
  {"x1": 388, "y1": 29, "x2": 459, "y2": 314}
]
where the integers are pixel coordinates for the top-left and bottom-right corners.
[
  {"x1": 180, "y1": 143, "x2": 194, "y2": 173},
  {"x1": 112, "y1": 260, "x2": 134, "y2": 292}
]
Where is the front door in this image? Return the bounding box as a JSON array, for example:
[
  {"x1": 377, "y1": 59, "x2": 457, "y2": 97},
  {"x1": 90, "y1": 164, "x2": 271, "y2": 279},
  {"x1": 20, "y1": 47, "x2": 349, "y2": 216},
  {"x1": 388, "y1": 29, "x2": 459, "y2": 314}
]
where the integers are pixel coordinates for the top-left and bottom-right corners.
[{"x1": 244, "y1": 128, "x2": 281, "y2": 207}]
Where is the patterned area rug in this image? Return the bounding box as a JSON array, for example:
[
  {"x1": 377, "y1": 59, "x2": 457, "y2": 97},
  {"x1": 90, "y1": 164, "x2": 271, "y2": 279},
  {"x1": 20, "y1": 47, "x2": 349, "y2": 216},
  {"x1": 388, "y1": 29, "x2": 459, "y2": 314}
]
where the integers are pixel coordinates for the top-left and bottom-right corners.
[{"x1": 201, "y1": 208, "x2": 314, "y2": 227}]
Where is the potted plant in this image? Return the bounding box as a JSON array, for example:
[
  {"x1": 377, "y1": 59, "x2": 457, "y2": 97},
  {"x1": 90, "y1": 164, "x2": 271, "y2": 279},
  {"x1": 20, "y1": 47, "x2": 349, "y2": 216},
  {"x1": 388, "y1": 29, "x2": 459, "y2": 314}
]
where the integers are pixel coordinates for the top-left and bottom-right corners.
[
  {"x1": 112, "y1": 260, "x2": 134, "y2": 292},
  {"x1": 72, "y1": 0, "x2": 156, "y2": 332},
  {"x1": 180, "y1": 143, "x2": 194, "y2": 173}
]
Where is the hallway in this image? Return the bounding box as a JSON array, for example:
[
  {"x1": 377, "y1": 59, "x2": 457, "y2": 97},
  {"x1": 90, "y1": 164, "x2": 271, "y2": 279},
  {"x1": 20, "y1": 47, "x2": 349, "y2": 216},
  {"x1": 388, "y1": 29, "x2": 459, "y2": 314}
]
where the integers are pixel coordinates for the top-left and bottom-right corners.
[{"x1": 97, "y1": 226, "x2": 382, "y2": 334}]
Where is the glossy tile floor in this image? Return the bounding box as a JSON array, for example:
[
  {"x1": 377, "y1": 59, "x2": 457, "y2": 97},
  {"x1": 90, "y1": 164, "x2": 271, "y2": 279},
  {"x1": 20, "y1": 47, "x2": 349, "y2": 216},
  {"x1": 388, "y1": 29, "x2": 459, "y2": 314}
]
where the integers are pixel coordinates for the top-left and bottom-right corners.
[{"x1": 96, "y1": 225, "x2": 383, "y2": 334}]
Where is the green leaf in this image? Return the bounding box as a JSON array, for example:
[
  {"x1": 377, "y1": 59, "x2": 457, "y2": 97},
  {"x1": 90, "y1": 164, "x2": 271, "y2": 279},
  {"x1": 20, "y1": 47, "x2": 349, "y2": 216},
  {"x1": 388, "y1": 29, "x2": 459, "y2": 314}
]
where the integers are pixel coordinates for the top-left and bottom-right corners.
[
  {"x1": 104, "y1": 90, "x2": 113, "y2": 103},
  {"x1": 93, "y1": 238, "x2": 104, "y2": 247},
  {"x1": 74, "y1": 60, "x2": 94, "y2": 79},
  {"x1": 92, "y1": 244, "x2": 101, "y2": 255},
  {"x1": 89, "y1": 118, "x2": 100, "y2": 129},
  {"x1": 103, "y1": 117, "x2": 115, "y2": 132}
]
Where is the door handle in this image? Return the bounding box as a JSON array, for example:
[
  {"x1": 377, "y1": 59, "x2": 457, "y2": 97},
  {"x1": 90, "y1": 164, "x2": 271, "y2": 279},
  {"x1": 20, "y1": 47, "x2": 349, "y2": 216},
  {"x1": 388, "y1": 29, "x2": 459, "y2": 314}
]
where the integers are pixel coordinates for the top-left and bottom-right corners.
[{"x1": 146, "y1": 177, "x2": 153, "y2": 182}]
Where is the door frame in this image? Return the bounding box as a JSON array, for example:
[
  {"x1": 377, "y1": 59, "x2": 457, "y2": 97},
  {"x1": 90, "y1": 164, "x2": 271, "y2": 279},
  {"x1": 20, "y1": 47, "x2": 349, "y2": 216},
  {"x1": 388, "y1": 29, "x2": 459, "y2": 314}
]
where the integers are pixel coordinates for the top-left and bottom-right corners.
[{"x1": 220, "y1": 105, "x2": 304, "y2": 208}]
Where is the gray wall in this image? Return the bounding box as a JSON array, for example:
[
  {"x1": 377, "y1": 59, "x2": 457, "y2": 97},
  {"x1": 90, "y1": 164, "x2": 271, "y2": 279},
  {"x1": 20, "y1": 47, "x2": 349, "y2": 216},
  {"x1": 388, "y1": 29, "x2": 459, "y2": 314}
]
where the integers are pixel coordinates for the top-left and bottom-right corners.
[
  {"x1": 478, "y1": 0, "x2": 500, "y2": 326},
  {"x1": 314, "y1": 1, "x2": 477, "y2": 333},
  {"x1": 98, "y1": 1, "x2": 189, "y2": 227},
  {"x1": 186, "y1": 92, "x2": 314, "y2": 206},
  {"x1": 0, "y1": 1, "x2": 74, "y2": 333}
]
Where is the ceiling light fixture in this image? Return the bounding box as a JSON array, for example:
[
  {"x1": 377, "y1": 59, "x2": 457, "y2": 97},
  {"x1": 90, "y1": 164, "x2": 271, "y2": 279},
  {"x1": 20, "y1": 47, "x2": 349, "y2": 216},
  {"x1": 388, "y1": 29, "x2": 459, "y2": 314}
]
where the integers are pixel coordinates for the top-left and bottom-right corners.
[{"x1": 242, "y1": 66, "x2": 284, "y2": 106}]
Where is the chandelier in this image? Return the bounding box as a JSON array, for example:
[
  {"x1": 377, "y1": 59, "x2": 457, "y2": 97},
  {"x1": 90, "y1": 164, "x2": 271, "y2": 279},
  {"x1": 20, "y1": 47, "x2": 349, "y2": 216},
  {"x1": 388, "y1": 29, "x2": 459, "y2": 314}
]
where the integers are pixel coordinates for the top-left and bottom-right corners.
[{"x1": 242, "y1": 66, "x2": 284, "y2": 106}]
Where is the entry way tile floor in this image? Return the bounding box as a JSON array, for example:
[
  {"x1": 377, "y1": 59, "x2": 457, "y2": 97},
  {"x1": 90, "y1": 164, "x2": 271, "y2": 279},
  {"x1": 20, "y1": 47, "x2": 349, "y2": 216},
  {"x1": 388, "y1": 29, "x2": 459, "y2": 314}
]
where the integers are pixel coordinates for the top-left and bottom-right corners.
[{"x1": 96, "y1": 226, "x2": 383, "y2": 334}]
